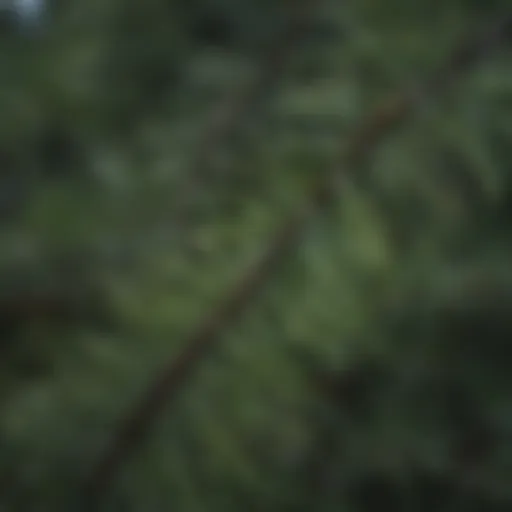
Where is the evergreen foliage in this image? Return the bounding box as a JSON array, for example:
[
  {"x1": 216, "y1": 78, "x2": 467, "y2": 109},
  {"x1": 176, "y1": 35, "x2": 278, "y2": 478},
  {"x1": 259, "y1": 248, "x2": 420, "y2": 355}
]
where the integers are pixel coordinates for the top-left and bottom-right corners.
[{"x1": 0, "y1": 0, "x2": 511, "y2": 510}]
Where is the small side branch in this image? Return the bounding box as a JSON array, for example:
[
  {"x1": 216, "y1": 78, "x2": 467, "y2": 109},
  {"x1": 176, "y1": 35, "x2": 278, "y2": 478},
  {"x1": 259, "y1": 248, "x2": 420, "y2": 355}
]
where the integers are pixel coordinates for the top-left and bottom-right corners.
[{"x1": 171, "y1": 0, "x2": 317, "y2": 228}]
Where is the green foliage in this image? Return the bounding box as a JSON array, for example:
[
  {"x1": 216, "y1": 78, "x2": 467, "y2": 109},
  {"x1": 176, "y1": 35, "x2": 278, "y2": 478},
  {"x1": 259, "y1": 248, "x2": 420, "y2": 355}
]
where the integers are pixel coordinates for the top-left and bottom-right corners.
[{"x1": 0, "y1": 0, "x2": 511, "y2": 510}]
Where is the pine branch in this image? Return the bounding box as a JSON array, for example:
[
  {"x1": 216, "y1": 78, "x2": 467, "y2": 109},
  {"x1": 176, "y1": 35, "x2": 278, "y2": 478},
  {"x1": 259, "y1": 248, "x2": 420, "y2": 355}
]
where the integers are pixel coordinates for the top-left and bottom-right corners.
[{"x1": 83, "y1": 14, "x2": 512, "y2": 508}]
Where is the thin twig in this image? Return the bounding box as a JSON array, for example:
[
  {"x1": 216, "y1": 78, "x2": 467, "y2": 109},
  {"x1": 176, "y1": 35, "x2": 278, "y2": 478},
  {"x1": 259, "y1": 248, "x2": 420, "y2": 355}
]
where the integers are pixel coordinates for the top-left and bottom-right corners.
[
  {"x1": 83, "y1": 14, "x2": 512, "y2": 508},
  {"x1": 171, "y1": 0, "x2": 317, "y2": 231}
]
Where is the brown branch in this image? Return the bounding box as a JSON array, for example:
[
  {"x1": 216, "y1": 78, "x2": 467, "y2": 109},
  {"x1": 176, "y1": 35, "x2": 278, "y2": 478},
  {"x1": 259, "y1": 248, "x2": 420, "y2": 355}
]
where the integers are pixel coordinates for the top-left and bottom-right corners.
[
  {"x1": 0, "y1": 287, "x2": 110, "y2": 337},
  {"x1": 83, "y1": 14, "x2": 512, "y2": 508}
]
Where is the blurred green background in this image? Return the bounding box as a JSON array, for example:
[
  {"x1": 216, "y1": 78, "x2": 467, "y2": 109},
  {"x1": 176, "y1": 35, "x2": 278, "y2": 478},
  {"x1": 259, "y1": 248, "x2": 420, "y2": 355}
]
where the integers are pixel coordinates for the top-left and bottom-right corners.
[{"x1": 0, "y1": 0, "x2": 511, "y2": 510}]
